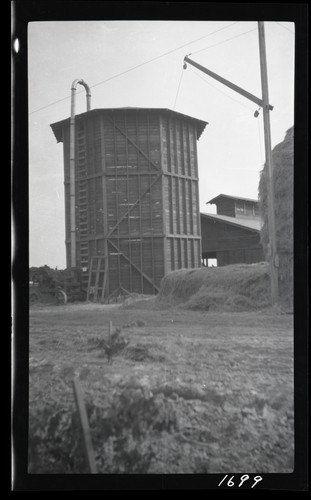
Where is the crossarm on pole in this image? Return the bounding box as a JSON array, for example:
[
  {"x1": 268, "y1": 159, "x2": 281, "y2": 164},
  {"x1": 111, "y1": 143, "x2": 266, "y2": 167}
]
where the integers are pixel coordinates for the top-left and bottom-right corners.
[{"x1": 184, "y1": 56, "x2": 273, "y2": 111}]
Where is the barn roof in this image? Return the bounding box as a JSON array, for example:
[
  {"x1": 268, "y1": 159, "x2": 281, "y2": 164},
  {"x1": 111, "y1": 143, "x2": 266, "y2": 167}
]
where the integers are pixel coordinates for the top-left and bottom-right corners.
[
  {"x1": 206, "y1": 194, "x2": 259, "y2": 205},
  {"x1": 50, "y1": 107, "x2": 208, "y2": 143},
  {"x1": 200, "y1": 213, "x2": 262, "y2": 232}
]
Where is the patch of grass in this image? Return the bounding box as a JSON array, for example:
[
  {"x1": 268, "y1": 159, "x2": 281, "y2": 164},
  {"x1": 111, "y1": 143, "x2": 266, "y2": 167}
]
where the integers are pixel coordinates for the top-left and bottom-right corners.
[
  {"x1": 29, "y1": 301, "x2": 294, "y2": 474},
  {"x1": 29, "y1": 378, "x2": 179, "y2": 473},
  {"x1": 124, "y1": 343, "x2": 166, "y2": 363}
]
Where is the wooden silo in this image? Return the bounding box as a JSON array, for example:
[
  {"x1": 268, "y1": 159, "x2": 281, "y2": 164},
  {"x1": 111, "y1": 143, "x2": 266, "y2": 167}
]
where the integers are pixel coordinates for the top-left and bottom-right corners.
[{"x1": 51, "y1": 107, "x2": 207, "y2": 300}]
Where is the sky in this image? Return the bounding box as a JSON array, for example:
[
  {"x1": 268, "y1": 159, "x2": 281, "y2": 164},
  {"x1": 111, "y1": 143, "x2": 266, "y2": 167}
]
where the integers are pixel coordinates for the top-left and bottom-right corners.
[{"x1": 27, "y1": 21, "x2": 295, "y2": 269}]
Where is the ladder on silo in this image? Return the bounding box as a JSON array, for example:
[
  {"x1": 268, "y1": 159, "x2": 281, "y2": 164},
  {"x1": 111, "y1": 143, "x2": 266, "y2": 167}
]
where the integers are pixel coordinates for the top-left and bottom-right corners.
[
  {"x1": 77, "y1": 123, "x2": 89, "y2": 287},
  {"x1": 86, "y1": 256, "x2": 107, "y2": 302}
]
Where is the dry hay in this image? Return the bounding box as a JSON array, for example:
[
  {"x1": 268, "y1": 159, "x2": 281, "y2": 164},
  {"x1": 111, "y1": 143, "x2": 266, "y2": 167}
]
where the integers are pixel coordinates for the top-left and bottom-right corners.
[
  {"x1": 258, "y1": 126, "x2": 294, "y2": 308},
  {"x1": 158, "y1": 263, "x2": 271, "y2": 311}
]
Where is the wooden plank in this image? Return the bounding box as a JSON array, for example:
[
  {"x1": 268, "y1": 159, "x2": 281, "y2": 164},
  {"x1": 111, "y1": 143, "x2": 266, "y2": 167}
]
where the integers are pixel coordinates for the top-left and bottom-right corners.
[
  {"x1": 179, "y1": 240, "x2": 182, "y2": 268},
  {"x1": 169, "y1": 175, "x2": 174, "y2": 235},
  {"x1": 86, "y1": 257, "x2": 94, "y2": 301},
  {"x1": 138, "y1": 118, "x2": 144, "y2": 293},
  {"x1": 111, "y1": 114, "x2": 122, "y2": 289},
  {"x1": 124, "y1": 113, "x2": 133, "y2": 294},
  {"x1": 187, "y1": 121, "x2": 192, "y2": 176},
  {"x1": 183, "y1": 178, "x2": 187, "y2": 235},
  {"x1": 108, "y1": 114, "x2": 161, "y2": 172},
  {"x1": 165, "y1": 234, "x2": 201, "y2": 240},
  {"x1": 184, "y1": 238, "x2": 188, "y2": 267},
  {"x1": 184, "y1": 55, "x2": 272, "y2": 110},
  {"x1": 176, "y1": 177, "x2": 181, "y2": 234},
  {"x1": 94, "y1": 257, "x2": 101, "y2": 301},
  {"x1": 72, "y1": 377, "x2": 97, "y2": 474},
  {"x1": 195, "y1": 182, "x2": 201, "y2": 236},
  {"x1": 108, "y1": 239, "x2": 160, "y2": 292},
  {"x1": 158, "y1": 114, "x2": 167, "y2": 279},
  {"x1": 189, "y1": 179, "x2": 194, "y2": 235},
  {"x1": 100, "y1": 115, "x2": 109, "y2": 301},
  {"x1": 106, "y1": 174, "x2": 161, "y2": 238},
  {"x1": 81, "y1": 233, "x2": 164, "y2": 242},
  {"x1": 64, "y1": 170, "x2": 167, "y2": 183},
  {"x1": 181, "y1": 120, "x2": 185, "y2": 176}
]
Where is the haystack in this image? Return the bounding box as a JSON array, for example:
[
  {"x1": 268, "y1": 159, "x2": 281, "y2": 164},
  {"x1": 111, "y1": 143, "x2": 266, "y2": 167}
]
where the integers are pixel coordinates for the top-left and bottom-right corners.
[
  {"x1": 158, "y1": 263, "x2": 271, "y2": 311},
  {"x1": 258, "y1": 126, "x2": 294, "y2": 309}
]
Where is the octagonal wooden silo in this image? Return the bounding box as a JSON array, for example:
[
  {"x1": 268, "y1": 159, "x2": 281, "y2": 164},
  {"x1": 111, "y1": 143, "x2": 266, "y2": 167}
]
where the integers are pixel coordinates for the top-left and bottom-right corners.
[{"x1": 51, "y1": 107, "x2": 207, "y2": 301}]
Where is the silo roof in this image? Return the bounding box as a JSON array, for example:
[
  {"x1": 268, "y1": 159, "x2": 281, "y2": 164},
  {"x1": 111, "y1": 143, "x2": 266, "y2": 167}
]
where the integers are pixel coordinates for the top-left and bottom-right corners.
[{"x1": 50, "y1": 107, "x2": 208, "y2": 143}]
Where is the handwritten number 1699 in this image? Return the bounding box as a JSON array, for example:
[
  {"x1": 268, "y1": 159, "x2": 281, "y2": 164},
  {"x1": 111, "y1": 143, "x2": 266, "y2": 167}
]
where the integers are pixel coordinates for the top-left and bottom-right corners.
[{"x1": 218, "y1": 475, "x2": 263, "y2": 488}]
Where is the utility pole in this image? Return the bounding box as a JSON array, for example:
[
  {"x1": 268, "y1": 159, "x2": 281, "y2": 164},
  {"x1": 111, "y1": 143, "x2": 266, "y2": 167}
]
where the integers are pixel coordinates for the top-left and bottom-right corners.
[
  {"x1": 257, "y1": 21, "x2": 279, "y2": 305},
  {"x1": 183, "y1": 21, "x2": 279, "y2": 305}
]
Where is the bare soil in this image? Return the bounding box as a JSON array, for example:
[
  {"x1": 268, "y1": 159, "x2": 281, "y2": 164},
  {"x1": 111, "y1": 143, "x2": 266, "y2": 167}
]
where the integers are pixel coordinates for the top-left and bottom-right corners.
[{"x1": 29, "y1": 299, "x2": 294, "y2": 474}]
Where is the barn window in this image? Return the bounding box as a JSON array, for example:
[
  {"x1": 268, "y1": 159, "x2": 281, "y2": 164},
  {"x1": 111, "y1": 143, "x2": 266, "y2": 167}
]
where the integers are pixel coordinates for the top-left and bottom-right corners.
[
  {"x1": 245, "y1": 203, "x2": 254, "y2": 216},
  {"x1": 235, "y1": 200, "x2": 259, "y2": 217},
  {"x1": 235, "y1": 200, "x2": 244, "y2": 215}
]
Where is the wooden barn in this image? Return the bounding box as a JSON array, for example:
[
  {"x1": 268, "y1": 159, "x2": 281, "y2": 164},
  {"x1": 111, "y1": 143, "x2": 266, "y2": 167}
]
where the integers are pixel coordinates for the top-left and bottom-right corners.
[
  {"x1": 51, "y1": 107, "x2": 207, "y2": 301},
  {"x1": 201, "y1": 194, "x2": 264, "y2": 267},
  {"x1": 207, "y1": 193, "x2": 262, "y2": 219}
]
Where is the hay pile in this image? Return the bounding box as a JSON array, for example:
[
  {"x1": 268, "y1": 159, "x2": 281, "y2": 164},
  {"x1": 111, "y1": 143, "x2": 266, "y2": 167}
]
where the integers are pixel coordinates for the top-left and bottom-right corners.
[
  {"x1": 158, "y1": 263, "x2": 271, "y2": 311},
  {"x1": 258, "y1": 127, "x2": 294, "y2": 309}
]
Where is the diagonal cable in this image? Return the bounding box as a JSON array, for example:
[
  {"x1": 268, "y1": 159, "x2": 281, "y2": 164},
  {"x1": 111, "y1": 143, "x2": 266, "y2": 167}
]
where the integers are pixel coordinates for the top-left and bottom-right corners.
[
  {"x1": 191, "y1": 27, "x2": 258, "y2": 55},
  {"x1": 173, "y1": 68, "x2": 184, "y2": 110},
  {"x1": 29, "y1": 22, "x2": 240, "y2": 115}
]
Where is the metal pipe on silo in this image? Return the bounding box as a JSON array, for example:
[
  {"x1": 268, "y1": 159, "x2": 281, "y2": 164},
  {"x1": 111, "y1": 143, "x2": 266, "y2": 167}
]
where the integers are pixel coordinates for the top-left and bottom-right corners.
[{"x1": 69, "y1": 79, "x2": 91, "y2": 267}]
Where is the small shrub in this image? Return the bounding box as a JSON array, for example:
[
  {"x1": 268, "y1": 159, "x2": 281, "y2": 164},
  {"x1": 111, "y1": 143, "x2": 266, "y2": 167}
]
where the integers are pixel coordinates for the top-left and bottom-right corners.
[{"x1": 87, "y1": 328, "x2": 130, "y2": 362}]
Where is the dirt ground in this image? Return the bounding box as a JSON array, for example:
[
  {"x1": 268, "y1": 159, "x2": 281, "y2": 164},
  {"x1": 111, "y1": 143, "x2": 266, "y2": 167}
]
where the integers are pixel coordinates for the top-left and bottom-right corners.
[{"x1": 29, "y1": 299, "x2": 294, "y2": 474}]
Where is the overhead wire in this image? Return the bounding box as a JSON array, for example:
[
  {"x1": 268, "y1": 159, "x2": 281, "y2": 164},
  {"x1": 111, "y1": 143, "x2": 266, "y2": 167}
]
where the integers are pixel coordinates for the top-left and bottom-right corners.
[
  {"x1": 29, "y1": 21, "x2": 240, "y2": 115},
  {"x1": 191, "y1": 26, "x2": 258, "y2": 55},
  {"x1": 175, "y1": 25, "x2": 259, "y2": 112},
  {"x1": 275, "y1": 22, "x2": 295, "y2": 35},
  {"x1": 187, "y1": 23, "x2": 276, "y2": 167}
]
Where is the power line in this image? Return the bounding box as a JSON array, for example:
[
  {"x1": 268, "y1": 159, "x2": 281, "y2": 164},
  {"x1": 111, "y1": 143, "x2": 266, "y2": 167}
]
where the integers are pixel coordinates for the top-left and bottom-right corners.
[
  {"x1": 29, "y1": 93, "x2": 73, "y2": 115},
  {"x1": 29, "y1": 22, "x2": 240, "y2": 115},
  {"x1": 191, "y1": 27, "x2": 258, "y2": 55},
  {"x1": 275, "y1": 22, "x2": 295, "y2": 35}
]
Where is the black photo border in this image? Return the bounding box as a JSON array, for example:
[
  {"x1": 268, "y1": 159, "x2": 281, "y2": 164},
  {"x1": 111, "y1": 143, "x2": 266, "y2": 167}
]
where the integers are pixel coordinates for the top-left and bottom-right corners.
[{"x1": 11, "y1": 0, "x2": 309, "y2": 492}]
